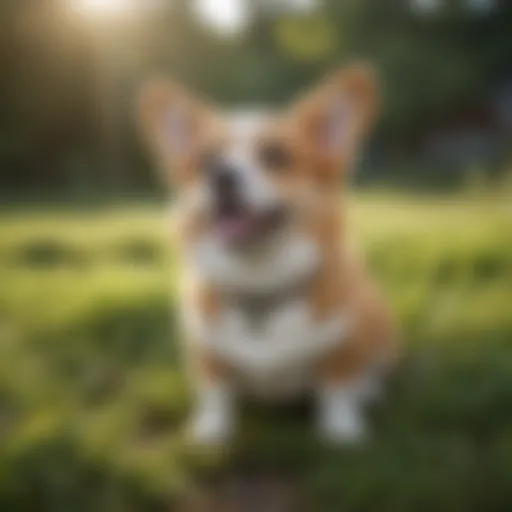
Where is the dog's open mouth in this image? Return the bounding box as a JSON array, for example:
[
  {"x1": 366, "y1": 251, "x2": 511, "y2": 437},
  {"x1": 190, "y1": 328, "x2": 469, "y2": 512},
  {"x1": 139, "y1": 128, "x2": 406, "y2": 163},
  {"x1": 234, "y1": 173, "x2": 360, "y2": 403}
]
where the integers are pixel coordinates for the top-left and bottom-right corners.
[{"x1": 214, "y1": 206, "x2": 287, "y2": 246}]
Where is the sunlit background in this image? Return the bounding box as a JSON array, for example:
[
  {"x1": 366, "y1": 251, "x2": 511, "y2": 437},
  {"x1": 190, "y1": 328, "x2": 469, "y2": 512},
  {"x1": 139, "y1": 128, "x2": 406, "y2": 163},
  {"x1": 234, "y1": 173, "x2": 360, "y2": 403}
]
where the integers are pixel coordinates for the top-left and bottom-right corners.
[
  {"x1": 0, "y1": 1, "x2": 511, "y2": 510},
  {"x1": 1, "y1": 0, "x2": 510, "y2": 194}
]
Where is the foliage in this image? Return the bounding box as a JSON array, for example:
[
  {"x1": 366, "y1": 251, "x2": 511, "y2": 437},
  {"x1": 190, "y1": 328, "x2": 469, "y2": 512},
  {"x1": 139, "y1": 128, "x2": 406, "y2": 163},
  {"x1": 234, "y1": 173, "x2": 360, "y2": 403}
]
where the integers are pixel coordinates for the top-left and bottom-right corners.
[
  {"x1": 0, "y1": 1, "x2": 511, "y2": 193},
  {"x1": 0, "y1": 193, "x2": 511, "y2": 510}
]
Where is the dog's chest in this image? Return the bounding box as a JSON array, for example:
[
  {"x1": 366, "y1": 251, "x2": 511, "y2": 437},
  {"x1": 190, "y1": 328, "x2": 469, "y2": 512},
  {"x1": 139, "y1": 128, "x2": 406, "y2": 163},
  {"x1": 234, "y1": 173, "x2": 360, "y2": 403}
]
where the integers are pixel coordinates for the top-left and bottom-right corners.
[
  {"x1": 184, "y1": 232, "x2": 339, "y2": 396},
  {"x1": 221, "y1": 297, "x2": 312, "y2": 346},
  {"x1": 219, "y1": 298, "x2": 319, "y2": 395}
]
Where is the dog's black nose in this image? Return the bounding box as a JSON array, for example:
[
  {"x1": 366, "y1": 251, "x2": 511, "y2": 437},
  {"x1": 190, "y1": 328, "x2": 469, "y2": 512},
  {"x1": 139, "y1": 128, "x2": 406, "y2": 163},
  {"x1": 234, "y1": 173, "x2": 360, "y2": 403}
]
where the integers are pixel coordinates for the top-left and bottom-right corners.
[{"x1": 209, "y1": 161, "x2": 239, "y2": 197}]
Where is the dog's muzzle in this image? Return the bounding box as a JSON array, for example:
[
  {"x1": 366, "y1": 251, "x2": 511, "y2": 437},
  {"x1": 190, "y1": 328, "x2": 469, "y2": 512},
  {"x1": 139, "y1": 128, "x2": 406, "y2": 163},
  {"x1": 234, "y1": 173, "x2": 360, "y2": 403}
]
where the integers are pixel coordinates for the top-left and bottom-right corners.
[{"x1": 207, "y1": 162, "x2": 286, "y2": 246}]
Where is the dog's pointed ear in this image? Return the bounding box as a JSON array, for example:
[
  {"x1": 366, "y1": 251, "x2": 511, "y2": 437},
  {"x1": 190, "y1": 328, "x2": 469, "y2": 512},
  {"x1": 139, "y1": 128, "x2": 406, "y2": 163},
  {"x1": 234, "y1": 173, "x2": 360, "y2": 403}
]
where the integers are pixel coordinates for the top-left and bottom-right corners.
[
  {"x1": 136, "y1": 79, "x2": 215, "y2": 174},
  {"x1": 291, "y1": 63, "x2": 379, "y2": 176}
]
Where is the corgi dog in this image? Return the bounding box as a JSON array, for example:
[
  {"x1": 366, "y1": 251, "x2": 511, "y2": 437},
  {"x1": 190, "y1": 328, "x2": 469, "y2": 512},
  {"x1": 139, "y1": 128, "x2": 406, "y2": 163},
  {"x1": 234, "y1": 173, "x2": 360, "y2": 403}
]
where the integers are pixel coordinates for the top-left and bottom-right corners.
[{"x1": 137, "y1": 63, "x2": 398, "y2": 444}]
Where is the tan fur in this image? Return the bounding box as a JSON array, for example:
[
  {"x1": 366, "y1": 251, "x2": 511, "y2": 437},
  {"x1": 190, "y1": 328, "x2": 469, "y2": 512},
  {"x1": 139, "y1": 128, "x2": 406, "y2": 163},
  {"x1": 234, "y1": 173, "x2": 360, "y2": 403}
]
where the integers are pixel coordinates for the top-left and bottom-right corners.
[
  {"x1": 305, "y1": 195, "x2": 396, "y2": 384},
  {"x1": 295, "y1": 64, "x2": 394, "y2": 384},
  {"x1": 183, "y1": 279, "x2": 230, "y2": 382},
  {"x1": 317, "y1": 258, "x2": 398, "y2": 383},
  {"x1": 138, "y1": 62, "x2": 397, "y2": 398}
]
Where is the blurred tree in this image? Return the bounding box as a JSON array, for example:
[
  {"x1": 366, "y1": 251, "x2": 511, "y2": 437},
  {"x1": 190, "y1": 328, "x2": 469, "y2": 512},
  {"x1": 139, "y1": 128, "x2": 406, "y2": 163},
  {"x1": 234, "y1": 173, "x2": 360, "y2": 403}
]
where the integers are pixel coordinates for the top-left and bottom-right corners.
[{"x1": 0, "y1": 0, "x2": 510, "y2": 195}]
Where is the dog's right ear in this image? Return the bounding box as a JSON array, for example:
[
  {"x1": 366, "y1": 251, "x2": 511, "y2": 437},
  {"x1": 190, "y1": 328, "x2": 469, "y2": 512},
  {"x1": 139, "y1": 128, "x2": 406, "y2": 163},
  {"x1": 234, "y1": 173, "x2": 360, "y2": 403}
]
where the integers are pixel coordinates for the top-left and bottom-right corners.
[
  {"x1": 136, "y1": 80, "x2": 215, "y2": 176},
  {"x1": 289, "y1": 63, "x2": 379, "y2": 182}
]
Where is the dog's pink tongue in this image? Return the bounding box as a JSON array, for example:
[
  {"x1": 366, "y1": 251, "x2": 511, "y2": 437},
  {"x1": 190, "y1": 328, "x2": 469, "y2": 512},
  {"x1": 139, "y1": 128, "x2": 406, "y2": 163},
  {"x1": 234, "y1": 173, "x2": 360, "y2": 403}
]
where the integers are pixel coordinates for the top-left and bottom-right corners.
[{"x1": 216, "y1": 215, "x2": 255, "y2": 243}]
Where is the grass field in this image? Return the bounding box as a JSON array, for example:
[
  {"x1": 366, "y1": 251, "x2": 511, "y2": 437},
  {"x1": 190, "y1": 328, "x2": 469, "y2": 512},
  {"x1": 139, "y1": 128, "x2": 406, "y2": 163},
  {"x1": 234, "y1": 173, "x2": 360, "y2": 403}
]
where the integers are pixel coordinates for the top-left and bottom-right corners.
[{"x1": 0, "y1": 193, "x2": 511, "y2": 511}]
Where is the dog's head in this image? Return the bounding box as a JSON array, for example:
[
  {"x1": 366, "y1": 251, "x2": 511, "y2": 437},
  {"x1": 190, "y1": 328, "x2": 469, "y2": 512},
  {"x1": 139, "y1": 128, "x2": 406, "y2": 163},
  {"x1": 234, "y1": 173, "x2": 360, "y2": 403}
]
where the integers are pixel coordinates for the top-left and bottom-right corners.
[{"x1": 138, "y1": 64, "x2": 378, "y2": 248}]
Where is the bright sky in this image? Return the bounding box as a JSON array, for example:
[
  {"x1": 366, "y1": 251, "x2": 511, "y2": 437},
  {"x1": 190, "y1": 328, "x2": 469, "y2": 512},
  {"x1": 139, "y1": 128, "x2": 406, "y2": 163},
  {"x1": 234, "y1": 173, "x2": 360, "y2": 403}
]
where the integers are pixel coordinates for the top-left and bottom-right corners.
[
  {"x1": 74, "y1": 0, "x2": 134, "y2": 15},
  {"x1": 195, "y1": 0, "x2": 317, "y2": 33},
  {"x1": 73, "y1": 0, "x2": 318, "y2": 31},
  {"x1": 73, "y1": 0, "x2": 247, "y2": 29},
  {"x1": 195, "y1": 0, "x2": 248, "y2": 33}
]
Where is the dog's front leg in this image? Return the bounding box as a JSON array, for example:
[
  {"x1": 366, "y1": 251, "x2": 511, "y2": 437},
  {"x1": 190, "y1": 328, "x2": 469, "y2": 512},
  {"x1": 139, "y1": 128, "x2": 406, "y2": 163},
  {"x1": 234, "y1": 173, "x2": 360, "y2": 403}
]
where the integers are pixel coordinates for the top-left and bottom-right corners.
[
  {"x1": 315, "y1": 295, "x2": 397, "y2": 444},
  {"x1": 304, "y1": 209, "x2": 368, "y2": 443},
  {"x1": 190, "y1": 375, "x2": 235, "y2": 445},
  {"x1": 186, "y1": 340, "x2": 237, "y2": 445},
  {"x1": 317, "y1": 376, "x2": 368, "y2": 444},
  {"x1": 185, "y1": 284, "x2": 237, "y2": 445}
]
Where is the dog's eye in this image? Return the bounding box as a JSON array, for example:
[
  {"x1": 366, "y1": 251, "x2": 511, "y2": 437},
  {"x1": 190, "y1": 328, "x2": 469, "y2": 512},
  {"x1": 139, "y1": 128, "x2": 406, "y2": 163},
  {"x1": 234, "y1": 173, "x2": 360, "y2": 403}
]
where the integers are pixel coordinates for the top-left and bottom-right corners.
[{"x1": 258, "y1": 142, "x2": 293, "y2": 171}]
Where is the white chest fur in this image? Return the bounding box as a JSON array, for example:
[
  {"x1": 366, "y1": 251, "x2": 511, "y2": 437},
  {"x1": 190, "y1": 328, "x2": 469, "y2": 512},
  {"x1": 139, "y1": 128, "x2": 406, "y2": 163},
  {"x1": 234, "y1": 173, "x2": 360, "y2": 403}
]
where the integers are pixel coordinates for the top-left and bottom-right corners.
[
  {"x1": 183, "y1": 231, "x2": 349, "y2": 397},
  {"x1": 186, "y1": 296, "x2": 348, "y2": 397},
  {"x1": 189, "y1": 231, "x2": 320, "y2": 295},
  {"x1": 223, "y1": 299, "x2": 347, "y2": 396}
]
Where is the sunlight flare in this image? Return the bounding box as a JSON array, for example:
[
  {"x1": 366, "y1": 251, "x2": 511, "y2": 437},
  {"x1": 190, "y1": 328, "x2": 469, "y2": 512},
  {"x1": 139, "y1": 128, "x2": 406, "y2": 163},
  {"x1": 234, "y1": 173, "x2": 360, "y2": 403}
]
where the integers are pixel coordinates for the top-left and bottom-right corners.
[
  {"x1": 195, "y1": 0, "x2": 247, "y2": 34},
  {"x1": 73, "y1": 0, "x2": 134, "y2": 16}
]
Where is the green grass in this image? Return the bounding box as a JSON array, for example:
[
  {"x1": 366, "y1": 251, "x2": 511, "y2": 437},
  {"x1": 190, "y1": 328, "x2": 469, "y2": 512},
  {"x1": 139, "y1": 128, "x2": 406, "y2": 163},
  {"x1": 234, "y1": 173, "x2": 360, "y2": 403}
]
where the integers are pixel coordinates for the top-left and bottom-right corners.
[{"x1": 0, "y1": 193, "x2": 511, "y2": 511}]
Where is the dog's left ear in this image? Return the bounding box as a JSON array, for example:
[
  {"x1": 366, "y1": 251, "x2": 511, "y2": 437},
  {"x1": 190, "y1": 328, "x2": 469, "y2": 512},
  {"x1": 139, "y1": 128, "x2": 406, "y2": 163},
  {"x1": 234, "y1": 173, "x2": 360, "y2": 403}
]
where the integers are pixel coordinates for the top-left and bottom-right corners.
[
  {"x1": 291, "y1": 63, "x2": 379, "y2": 175},
  {"x1": 136, "y1": 79, "x2": 216, "y2": 182}
]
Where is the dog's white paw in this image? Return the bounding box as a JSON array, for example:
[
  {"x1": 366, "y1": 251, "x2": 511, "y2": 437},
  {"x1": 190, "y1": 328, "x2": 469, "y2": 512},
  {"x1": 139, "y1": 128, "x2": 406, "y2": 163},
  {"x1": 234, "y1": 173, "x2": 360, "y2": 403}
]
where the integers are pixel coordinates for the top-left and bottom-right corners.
[
  {"x1": 318, "y1": 404, "x2": 366, "y2": 444},
  {"x1": 189, "y1": 409, "x2": 232, "y2": 445},
  {"x1": 188, "y1": 384, "x2": 234, "y2": 445},
  {"x1": 318, "y1": 385, "x2": 367, "y2": 444}
]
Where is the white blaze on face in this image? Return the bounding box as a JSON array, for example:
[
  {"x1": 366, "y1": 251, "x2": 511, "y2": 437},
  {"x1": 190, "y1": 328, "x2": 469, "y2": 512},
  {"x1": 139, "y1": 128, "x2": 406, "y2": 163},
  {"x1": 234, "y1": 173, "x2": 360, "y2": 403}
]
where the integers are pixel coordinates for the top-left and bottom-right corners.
[
  {"x1": 178, "y1": 110, "x2": 282, "y2": 239},
  {"x1": 224, "y1": 111, "x2": 280, "y2": 212}
]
